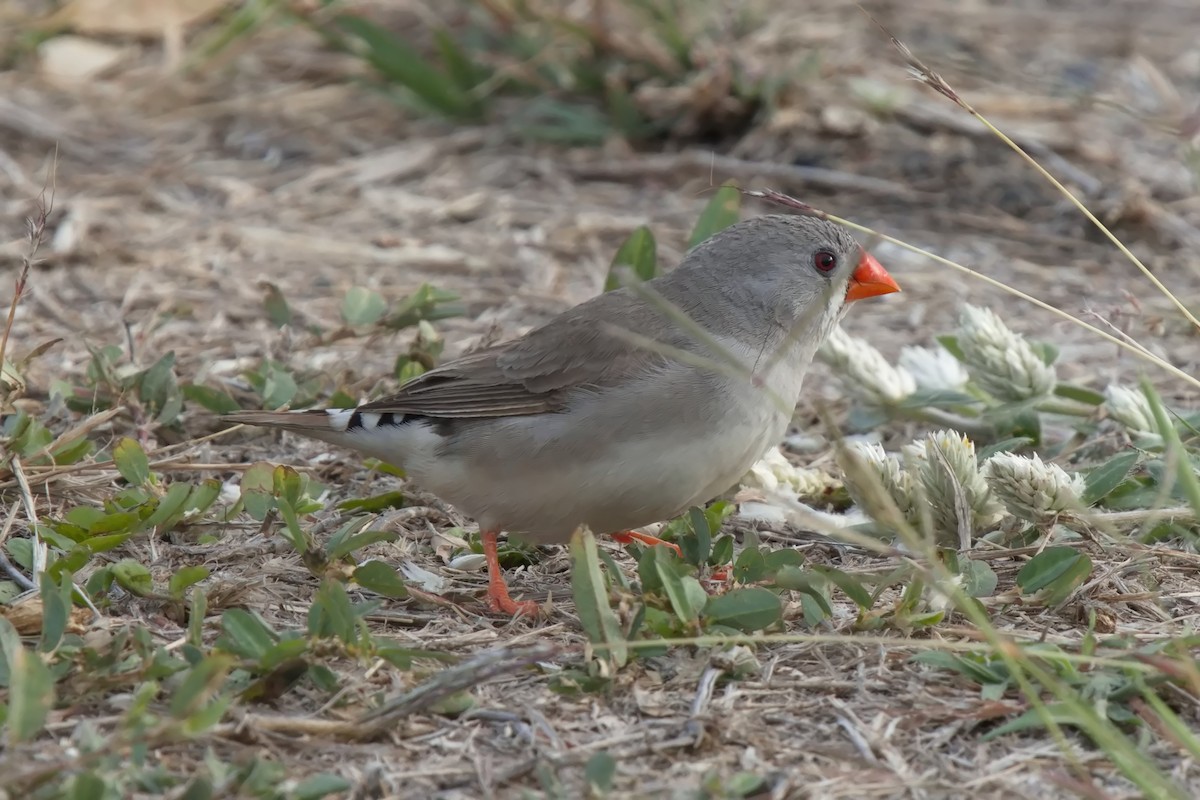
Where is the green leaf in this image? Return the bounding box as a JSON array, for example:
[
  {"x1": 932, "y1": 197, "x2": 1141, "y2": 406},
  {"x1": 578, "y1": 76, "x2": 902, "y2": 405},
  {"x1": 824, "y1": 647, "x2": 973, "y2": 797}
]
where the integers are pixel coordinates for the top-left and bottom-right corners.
[
  {"x1": 655, "y1": 547, "x2": 703, "y2": 624},
  {"x1": 762, "y1": 548, "x2": 804, "y2": 577},
  {"x1": 976, "y1": 437, "x2": 1034, "y2": 462},
  {"x1": 0, "y1": 582, "x2": 19, "y2": 604},
  {"x1": 246, "y1": 360, "x2": 299, "y2": 410},
  {"x1": 585, "y1": 752, "x2": 617, "y2": 794},
  {"x1": 596, "y1": 548, "x2": 631, "y2": 593},
  {"x1": 67, "y1": 773, "x2": 108, "y2": 800},
  {"x1": 433, "y1": 28, "x2": 490, "y2": 90},
  {"x1": 169, "y1": 656, "x2": 230, "y2": 719},
  {"x1": 1082, "y1": 451, "x2": 1139, "y2": 506},
  {"x1": 733, "y1": 545, "x2": 767, "y2": 584},
  {"x1": 912, "y1": 651, "x2": 1008, "y2": 686},
  {"x1": 0, "y1": 616, "x2": 19, "y2": 686},
  {"x1": 240, "y1": 657, "x2": 309, "y2": 703},
  {"x1": 112, "y1": 437, "x2": 151, "y2": 487},
  {"x1": 353, "y1": 561, "x2": 409, "y2": 598},
  {"x1": 182, "y1": 384, "x2": 240, "y2": 414},
  {"x1": 144, "y1": 481, "x2": 194, "y2": 531},
  {"x1": 186, "y1": 479, "x2": 223, "y2": 516},
  {"x1": 112, "y1": 560, "x2": 154, "y2": 596},
  {"x1": 169, "y1": 566, "x2": 210, "y2": 599},
  {"x1": 1053, "y1": 383, "x2": 1106, "y2": 405},
  {"x1": 686, "y1": 506, "x2": 712, "y2": 566},
  {"x1": 1016, "y1": 547, "x2": 1092, "y2": 606},
  {"x1": 429, "y1": 689, "x2": 475, "y2": 717},
  {"x1": 50, "y1": 436, "x2": 93, "y2": 466},
  {"x1": 326, "y1": 527, "x2": 397, "y2": 561},
  {"x1": 604, "y1": 226, "x2": 658, "y2": 292},
  {"x1": 337, "y1": 491, "x2": 407, "y2": 514},
  {"x1": 895, "y1": 388, "x2": 979, "y2": 410},
  {"x1": 5, "y1": 638, "x2": 54, "y2": 743},
  {"x1": 776, "y1": 567, "x2": 834, "y2": 623},
  {"x1": 811, "y1": 566, "x2": 873, "y2": 608},
  {"x1": 240, "y1": 461, "x2": 277, "y2": 520},
  {"x1": 293, "y1": 774, "x2": 353, "y2": 800},
  {"x1": 688, "y1": 184, "x2": 741, "y2": 248},
  {"x1": 188, "y1": 587, "x2": 207, "y2": 647},
  {"x1": 1142, "y1": 380, "x2": 1200, "y2": 519},
  {"x1": 569, "y1": 528, "x2": 628, "y2": 667},
  {"x1": 38, "y1": 572, "x2": 72, "y2": 653},
  {"x1": 342, "y1": 286, "x2": 389, "y2": 326},
  {"x1": 178, "y1": 778, "x2": 212, "y2": 800},
  {"x1": 309, "y1": 579, "x2": 359, "y2": 644},
  {"x1": 983, "y1": 702, "x2": 1077, "y2": 740},
  {"x1": 961, "y1": 560, "x2": 998, "y2": 597},
  {"x1": 709, "y1": 534, "x2": 735, "y2": 566},
  {"x1": 385, "y1": 283, "x2": 464, "y2": 330},
  {"x1": 935, "y1": 335, "x2": 966, "y2": 362},
  {"x1": 1031, "y1": 341, "x2": 1059, "y2": 366},
  {"x1": 704, "y1": 587, "x2": 782, "y2": 632},
  {"x1": 217, "y1": 609, "x2": 277, "y2": 661},
  {"x1": 260, "y1": 282, "x2": 292, "y2": 328},
  {"x1": 335, "y1": 14, "x2": 480, "y2": 120}
]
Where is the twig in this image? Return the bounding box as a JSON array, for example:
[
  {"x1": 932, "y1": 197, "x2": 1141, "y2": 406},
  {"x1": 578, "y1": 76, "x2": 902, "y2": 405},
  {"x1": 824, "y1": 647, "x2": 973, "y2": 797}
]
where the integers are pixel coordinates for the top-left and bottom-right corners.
[
  {"x1": 0, "y1": 176, "x2": 53, "y2": 382},
  {"x1": 353, "y1": 642, "x2": 558, "y2": 739}
]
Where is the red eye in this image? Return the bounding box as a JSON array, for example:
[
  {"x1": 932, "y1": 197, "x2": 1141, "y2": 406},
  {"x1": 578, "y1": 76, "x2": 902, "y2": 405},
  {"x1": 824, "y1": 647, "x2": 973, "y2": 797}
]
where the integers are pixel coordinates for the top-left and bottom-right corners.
[{"x1": 814, "y1": 251, "x2": 837, "y2": 273}]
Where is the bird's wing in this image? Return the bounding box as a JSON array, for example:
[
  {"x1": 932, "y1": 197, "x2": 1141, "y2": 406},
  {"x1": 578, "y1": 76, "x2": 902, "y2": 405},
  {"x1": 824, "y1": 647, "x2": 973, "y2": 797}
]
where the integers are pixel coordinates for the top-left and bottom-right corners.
[{"x1": 358, "y1": 290, "x2": 679, "y2": 419}]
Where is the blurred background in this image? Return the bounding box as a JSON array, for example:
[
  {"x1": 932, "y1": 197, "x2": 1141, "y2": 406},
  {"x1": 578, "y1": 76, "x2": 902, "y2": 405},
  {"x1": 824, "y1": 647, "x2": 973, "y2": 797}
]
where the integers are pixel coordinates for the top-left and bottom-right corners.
[{"x1": 1, "y1": 0, "x2": 1198, "y2": 408}]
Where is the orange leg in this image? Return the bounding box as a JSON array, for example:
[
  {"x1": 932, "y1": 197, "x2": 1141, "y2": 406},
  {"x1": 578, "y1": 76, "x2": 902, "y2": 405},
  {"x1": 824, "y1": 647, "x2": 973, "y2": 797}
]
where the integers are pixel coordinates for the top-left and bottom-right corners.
[
  {"x1": 611, "y1": 529, "x2": 683, "y2": 557},
  {"x1": 613, "y1": 530, "x2": 730, "y2": 582},
  {"x1": 482, "y1": 530, "x2": 540, "y2": 617}
]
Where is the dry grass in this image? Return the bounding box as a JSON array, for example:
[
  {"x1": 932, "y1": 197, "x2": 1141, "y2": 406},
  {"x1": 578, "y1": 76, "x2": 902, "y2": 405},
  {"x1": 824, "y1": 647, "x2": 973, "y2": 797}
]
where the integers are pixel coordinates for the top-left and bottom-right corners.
[{"x1": 2, "y1": 1, "x2": 1200, "y2": 798}]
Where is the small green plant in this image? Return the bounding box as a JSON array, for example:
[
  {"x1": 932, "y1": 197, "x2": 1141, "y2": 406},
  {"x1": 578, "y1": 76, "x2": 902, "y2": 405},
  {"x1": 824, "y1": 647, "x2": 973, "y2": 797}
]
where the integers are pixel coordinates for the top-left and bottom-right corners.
[{"x1": 267, "y1": 2, "x2": 778, "y2": 145}]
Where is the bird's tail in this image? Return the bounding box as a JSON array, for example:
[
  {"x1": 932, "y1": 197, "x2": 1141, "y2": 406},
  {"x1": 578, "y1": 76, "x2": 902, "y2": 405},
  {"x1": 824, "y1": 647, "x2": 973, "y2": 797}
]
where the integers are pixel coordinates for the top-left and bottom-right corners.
[
  {"x1": 224, "y1": 408, "x2": 422, "y2": 468},
  {"x1": 223, "y1": 408, "x2": 367, "y2": 446}
]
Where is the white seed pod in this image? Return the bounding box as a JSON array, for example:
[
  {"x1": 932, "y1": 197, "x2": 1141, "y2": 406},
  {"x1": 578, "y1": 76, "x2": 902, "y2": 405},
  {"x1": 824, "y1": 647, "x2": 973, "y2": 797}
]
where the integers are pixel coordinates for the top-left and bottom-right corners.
[
  {"x1": 838, "y1": 440, "x2": 916, "y2": 523},
  {"x1": 898, "y1": 345, "x2": 970, "y2": 392},
  {"x1": 819, "y1": 326, "x2": 917, "y2": 406},
  {"x1": 1103, "y1": 384, "x2": 1158, "y2": 435},
  {"x1": 981, "y1": 452, "x2": 1085, "y2": 524},
  {"x1": 925, "y1": 574, "x2": 965, "y2": 613},
  {"x1": 956, "y1": 305, "x2": 1056, "y2": 402},
  {"x1": 905, "y1": 430, "x2": 1007, "y2": 546},
  {"x1": 742, "y1": 447, "x2": 836, "y2": 500},
  {"x1": 447, "y1": 553, "x2": 488, "y2": 572}
]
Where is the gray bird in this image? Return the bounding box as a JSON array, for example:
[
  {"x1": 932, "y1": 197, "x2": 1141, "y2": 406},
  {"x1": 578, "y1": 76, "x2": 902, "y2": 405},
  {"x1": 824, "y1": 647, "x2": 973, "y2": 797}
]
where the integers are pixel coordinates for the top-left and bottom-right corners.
[{"x1": 226, "y1": 214, "x2": 900, "y2": 615}]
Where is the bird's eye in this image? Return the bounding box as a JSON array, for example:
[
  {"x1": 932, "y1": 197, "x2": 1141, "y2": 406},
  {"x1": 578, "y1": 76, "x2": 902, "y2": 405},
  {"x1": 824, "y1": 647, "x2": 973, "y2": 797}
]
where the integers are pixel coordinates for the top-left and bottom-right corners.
[{"x1": 814, "y1": 251, "x2": 837, "y2": 273}]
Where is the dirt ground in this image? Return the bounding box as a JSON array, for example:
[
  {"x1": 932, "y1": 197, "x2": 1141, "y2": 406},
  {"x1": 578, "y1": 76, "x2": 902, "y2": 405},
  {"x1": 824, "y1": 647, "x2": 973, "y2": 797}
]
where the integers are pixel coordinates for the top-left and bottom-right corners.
[{"x1": 2, "y1": 0, "x2": 1200, "y2": 798}]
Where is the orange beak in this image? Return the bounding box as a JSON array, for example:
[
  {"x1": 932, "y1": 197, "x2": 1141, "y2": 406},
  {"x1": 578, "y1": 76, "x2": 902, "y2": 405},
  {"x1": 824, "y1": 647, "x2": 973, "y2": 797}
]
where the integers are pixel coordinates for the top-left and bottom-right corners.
[{"x1": 845, "y1": 249, "x2": 900, "y2": 303}]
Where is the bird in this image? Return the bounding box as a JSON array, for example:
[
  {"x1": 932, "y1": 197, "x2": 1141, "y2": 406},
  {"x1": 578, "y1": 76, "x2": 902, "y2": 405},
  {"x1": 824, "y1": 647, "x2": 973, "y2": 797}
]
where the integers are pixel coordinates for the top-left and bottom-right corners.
[{"x1": 225, "y1": 213, "x2": 900, "y2": 616}]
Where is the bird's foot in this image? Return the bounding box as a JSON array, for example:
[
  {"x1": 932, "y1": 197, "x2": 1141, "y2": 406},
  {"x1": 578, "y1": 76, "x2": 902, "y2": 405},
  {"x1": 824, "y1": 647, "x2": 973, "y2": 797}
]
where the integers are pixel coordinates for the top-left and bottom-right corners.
[
  {"x1": 612, "y1": 529, "x2": 683, "y2": 557},
  {"x1": 482, "y1": 528, "x2": 540, "y2": 618},
  {"x1": 486, "y1": 586, "x2": 540, "y2": 617}
]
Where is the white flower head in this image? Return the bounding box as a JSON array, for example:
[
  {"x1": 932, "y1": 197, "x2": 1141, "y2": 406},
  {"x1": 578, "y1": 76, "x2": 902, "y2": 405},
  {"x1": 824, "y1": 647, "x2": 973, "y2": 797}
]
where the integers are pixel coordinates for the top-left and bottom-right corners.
[
  {"x1": 904, "y1": 430, "x2": 1007, "y2": 547},
  {"x1": 956, "y1": 305, "x2": 1056, "y2": 402},
  {"x1": 981, "y1": 452, "x2": 1085, "y2": 524},
  {"x1": 838, "y1": 441, "x2": 915, "y2": 522},
  {"x1": 819, "y1": 326, "x2": 916, "y2": 406},
  {"x1": 1103, "y1": 384, "x2": 1157, "y2": 435},
  {"x1": 898, "y1": 345, "x2": 970, "y2": 393}
]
